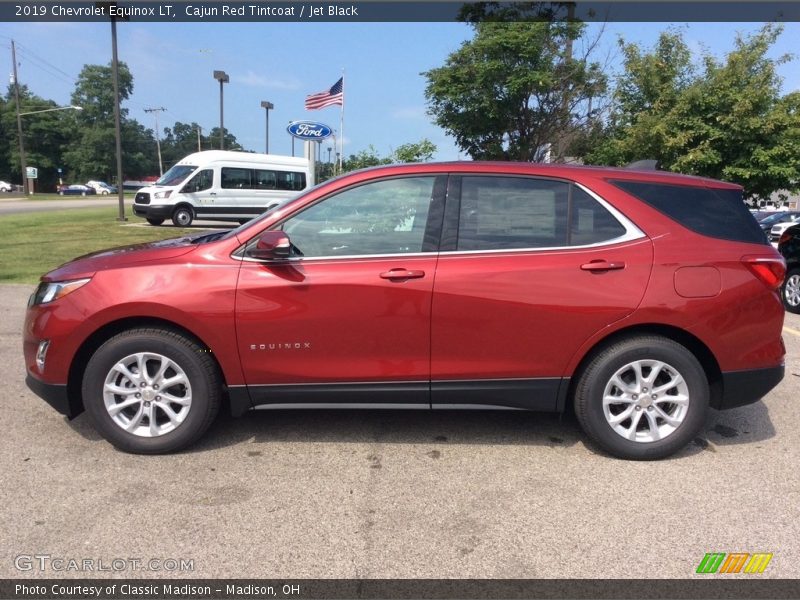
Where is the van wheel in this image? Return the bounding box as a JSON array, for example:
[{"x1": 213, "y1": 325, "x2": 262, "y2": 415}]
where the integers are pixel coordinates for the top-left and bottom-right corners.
[
  {"x1": 782, "y1": 268, "x2": 800, "y2": 314},
  {"x1": 573, "y1": 336, "x2": 708, "y2": 460},
  {"x1": 146, "y1": 218, "x2": 165, "y2": 226},
  {"x1": 172, "y1": 206, "x2": 194, "y2": 227},
  {"x1": 81, "y1": 328, "x2": 221, "y2": 454}
]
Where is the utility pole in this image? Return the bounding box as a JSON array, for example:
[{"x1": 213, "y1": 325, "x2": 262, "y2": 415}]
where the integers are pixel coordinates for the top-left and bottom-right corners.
[
  {"x1": 110, "y1": 17, "x2": 126, "y2": 220},
  {"x1": 11, "y1": 40, "x2": 28, "y2": 195},
  {"x1": 144, "y1": 107, "x2": 166, "y2": 176},
  {"x1": 196, "y1": 125, "x2": 202, "y2": 152}
]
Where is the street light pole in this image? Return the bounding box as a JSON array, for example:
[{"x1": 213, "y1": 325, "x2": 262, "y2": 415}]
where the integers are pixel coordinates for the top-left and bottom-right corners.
[
  {"x1": 260, "y1": 101, "x2": 274, "y2": 154},
  {"x1": 213, "y1": 70, "x2": 229, "y2": 150},
  {"x1": 11, "y1": 40, "x2": 28, "y2": 195}
]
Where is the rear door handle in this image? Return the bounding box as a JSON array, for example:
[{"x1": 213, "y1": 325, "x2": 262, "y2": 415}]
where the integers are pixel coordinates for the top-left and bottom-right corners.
[
  {"x1": 581, "y1": 260, "x2": 626, "y2": 272},
  {"x1": 380, "y1": 269, "x2": 425, "y2": 280}
]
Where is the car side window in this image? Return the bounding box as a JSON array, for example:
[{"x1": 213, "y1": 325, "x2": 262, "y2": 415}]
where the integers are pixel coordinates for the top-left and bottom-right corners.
[
  {"x1": 281, "y1": 177, "x2": 436, "y2": 257},
  {"x1": 456, "y1": 177, "x2": 627, "y2": 251},
  {"x1": 570, "y1": 187, "x2": 627, "y2": 245},
  {"x1": 457, "y1": 177, "x2": 569, "y2": 250},
  {"x1": 182, "y1": 169, "x2": 213, "y2": 193}
]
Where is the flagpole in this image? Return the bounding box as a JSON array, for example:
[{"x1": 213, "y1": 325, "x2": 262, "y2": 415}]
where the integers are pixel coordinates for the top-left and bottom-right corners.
[{"x1": 339, "y1": 69, "x2": 345, "y2": 174}]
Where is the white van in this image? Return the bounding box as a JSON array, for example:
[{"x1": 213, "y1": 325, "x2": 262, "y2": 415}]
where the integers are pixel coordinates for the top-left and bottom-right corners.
[{"x1": 132, "y1": 150, "x2": 311, "y2": 226}]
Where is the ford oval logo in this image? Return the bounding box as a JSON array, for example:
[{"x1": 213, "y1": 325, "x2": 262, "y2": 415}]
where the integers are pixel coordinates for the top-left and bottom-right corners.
[{"x1": 287, "y1": 121, "x2": 333, "y2": 140}]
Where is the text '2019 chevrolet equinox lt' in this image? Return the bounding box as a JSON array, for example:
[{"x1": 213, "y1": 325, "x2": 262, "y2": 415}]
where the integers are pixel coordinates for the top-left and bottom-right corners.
[{"x1": 24, "y1": 163, "x2": 786, "y2": 459}]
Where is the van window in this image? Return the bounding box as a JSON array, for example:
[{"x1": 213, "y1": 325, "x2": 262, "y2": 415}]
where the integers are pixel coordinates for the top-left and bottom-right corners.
[
  {"x1": 157, "y1": 164, "x2": 196, "y2": 186},
  {"x1": 221, "y1": 168, "x2": 252, "y2": 189},
  {"x1": 182, "y1": 169, "x2": 213, "y2": 193},
  {"x1": 223, "y1": 167, "x2": 306, "y2": 192}
]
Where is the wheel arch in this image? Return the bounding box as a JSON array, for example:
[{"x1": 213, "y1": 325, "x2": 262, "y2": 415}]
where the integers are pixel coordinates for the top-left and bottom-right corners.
[
  {"x1": 564, "y1": 323, "x2": 723, "y2": 412},
  {"x1": 67, "y1": 316, "x2": 231, "y2": 417}
]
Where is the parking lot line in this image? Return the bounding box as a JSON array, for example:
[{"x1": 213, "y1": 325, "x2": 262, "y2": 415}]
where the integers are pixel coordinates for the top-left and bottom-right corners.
[{"x1": 783, "y1": 326, "x2": 800, "y2": 337}]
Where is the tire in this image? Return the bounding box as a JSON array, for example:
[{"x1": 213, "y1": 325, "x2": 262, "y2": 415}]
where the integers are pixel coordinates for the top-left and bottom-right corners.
[
  {"x1": 101, "y1": 190, "x2": 109, "y2": 195},
  {"x1": 782, "y1": 268, "x2": 800, "y2": 314},
  {"x1": 81, "y1": 328, "x2": 221, "y2": 454},
  {"x1": 146, "y1": 218, "x2": 165, "y2": 226},
  {"x1": 172, "y1": 206, "x2": 194, "y2": 227},
  {"x1": 574, "y1": 336, "x2": 709, "y2": 460}
]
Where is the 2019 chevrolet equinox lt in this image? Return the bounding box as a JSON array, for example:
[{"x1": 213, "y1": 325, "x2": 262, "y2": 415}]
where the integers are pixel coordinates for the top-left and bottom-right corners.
[{"x1": 24, "y1": 163, "x2": 786, "y2": 459}]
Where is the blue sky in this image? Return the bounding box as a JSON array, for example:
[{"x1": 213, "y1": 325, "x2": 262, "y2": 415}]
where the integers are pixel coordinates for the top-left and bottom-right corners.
[{"x1": 1, "y1": 20, "x2": 798, "y2": 165}]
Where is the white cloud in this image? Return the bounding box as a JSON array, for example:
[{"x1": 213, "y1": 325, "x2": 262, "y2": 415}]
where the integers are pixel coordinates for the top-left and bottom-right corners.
[{"x1": 235, "y1": 70, "x2": 299, "y2": 90}]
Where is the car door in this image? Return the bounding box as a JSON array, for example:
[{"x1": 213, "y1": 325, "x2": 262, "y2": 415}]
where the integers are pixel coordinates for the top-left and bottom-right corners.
[
  {"x1": 178, "y1": 168, "x2": 215, "y2": 212},
  {"x1": 235, "y1": 174, "x2": 446, "y2": 407},
  {"x1": 430, "y1": 175, "x2": 653, "y2": 411}
]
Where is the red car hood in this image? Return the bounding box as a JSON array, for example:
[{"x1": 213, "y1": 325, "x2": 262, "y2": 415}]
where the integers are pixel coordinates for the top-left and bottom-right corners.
[{"x1": 42, "y1": 235, "x2": 204, "y2": 282}]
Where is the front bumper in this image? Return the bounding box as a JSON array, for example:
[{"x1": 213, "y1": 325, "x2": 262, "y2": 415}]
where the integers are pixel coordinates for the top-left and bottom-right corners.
[
  {"x1": 26, "y1": 373, "x2": 81, "y2": 419},
  {"x1": 133, "y1": 204, "x2": 173, "y2": 219},
  {"x1": 717, "y1": 365, "x2": 785, "y2": 409}
]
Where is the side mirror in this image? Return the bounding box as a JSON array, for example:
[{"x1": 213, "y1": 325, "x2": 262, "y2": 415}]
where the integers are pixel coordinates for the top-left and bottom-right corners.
[{"x1": 248, "y1": 231, "x2": 292, "y2": 260}]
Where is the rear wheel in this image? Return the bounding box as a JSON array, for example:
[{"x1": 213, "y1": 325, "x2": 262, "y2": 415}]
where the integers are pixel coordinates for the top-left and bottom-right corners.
[
  {"x1": 82, "y1": 328, "x2": 221, "y2": 454},
  {"x1": 782, "y1": 268, "x2": 800, "y2": 314},
  {"x1": 574, "y1": 336, "x2": 708, "y2": 460},
  {"x1": 146, "y1": 218, "x2": 165, "y2": 226},
  {"x1": 172, "y1": 206, "x2": 194, "y2": 227}
]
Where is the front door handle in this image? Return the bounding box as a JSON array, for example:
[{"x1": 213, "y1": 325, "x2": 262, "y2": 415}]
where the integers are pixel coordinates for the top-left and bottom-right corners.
[
  {"x1": 581, "y1": 260, "x2": 626, "y2": 272},
  {"x1": 380, "y1": 268, "x2": 425, "y2": 280}
]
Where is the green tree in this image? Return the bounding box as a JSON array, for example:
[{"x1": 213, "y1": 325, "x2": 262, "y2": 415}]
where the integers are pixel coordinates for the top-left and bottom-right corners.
[
  {"x1": 424, "y1": 21, "x2": 606, "y2": 161},
  {"x1": 62, "y1": 62, "x2": 157, "y2": 181},
  {"x1": 585, "y1": 25, "x2": 800, "y2": 200},
  {"x1": 340, "y1": 139, "x2": 438, "y2": 173},
  {"x1": 1, "y1": 85, "x2": 72, "y2": 190},
  {"x1": 391, "y1": 139, "x2": 437, "y2": 163}
]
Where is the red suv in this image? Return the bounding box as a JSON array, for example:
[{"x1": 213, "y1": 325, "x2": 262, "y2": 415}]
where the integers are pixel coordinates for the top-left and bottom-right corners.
[{"x1": 24, "y1": 163, "x2": 786, "y2": 459}]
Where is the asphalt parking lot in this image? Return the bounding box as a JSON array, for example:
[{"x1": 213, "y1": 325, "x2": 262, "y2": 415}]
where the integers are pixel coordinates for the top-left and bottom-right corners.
[{"x1": 1, "y1": 282, "x2": 799, "y2": 579}]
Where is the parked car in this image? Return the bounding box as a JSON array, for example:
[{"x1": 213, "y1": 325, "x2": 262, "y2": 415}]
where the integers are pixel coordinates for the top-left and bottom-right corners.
[
  {"x1": 86, "y1": 180, "x2": 117, "y2": 195},
  {"x1": 57, "y1": 184, "x2": 97, "y2": 196},
  {"x1": 0, "y1": 180, "x2": 13, "y2": 192},
  {"x1": 24, "y1": 163, "x2": 786, "y2": 459},
  {"x1": 778, "y1": 224, "x2": 800, "y2": 313},
  {"x1": 769, "y1": 215, "x2": 800, "y2": 242},
  {"x1": 758, "y1": 210, "x2": 800, "y2": 234}
]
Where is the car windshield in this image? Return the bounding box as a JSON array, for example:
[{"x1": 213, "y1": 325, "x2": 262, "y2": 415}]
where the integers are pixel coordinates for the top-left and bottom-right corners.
[{"x1": 156, "y1": 164, "x2": 197, "y2": 187}]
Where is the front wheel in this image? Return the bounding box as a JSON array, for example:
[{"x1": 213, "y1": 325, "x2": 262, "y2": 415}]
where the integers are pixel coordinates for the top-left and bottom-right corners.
[
  {"x1": 782, "y1": 268, "x2": 800, "y2": 314},
  {"x1": 574, "y1": 336, "x2": 708, "y2": 460},
  {"x1": 82, "y1": 328, "x2": 221, "y2": 454},
  {"x1": 146, "y1": 218, "x2": 165, "y2": 226},
  {"x1": 172, "y1": 206, "x2": 194, "y2": 227}
]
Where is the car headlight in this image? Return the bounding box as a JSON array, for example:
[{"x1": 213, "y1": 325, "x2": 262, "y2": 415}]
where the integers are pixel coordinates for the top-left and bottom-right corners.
[
  {"x1": 153, "y1": 190, "x2": 173, "y2": 199},
  {"x1": 29, "y1": 278, "x2": 91, "y2": 306}
]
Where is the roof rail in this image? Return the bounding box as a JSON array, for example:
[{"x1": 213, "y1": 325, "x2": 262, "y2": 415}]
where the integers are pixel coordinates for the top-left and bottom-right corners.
[{"x1": 625, "y1": 159, "x2": 660, "y2": 170}]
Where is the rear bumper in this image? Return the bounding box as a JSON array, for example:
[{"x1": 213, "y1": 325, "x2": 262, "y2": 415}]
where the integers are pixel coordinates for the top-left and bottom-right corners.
[
  {"x1": 717, "y1": 365, "x2": 784, "y2": 409},
  {"x1": 26, "y1": 373, "x2": 81, "y2": 419}
]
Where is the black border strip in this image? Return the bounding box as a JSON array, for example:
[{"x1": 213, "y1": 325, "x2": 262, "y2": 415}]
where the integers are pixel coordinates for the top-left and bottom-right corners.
[{"x1": 3, "y1": 2, "x2": 800, "y2": 23}]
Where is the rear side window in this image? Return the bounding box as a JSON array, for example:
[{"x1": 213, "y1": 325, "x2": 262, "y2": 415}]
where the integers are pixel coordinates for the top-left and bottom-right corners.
[
  {"x1": 456, "y1": 177, "x2": 627, "y2": 251},
  {"x1": 610, "y1": 180, "x2": 767, "y2": 245}
]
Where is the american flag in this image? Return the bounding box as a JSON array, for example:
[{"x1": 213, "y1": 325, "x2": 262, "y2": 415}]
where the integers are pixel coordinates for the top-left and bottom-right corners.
[{"x1": 305, "y1": 77, "x2": 344, "y2": 110}]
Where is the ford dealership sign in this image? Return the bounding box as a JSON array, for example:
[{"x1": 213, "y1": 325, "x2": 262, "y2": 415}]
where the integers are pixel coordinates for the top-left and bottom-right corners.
[{"x1": 287, "y1": 121, "x2": 332, "y2": 140}]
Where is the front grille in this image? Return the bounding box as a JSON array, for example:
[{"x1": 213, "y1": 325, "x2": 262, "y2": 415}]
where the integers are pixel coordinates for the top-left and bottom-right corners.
[{"x1": 135, "y1": 192, "x2": 150, "y2": 205}]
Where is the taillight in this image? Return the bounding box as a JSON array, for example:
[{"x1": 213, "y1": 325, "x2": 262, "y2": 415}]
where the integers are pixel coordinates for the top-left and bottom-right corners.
[{"x1": 741, "y1": 256, "x2": 786, "y2": 290}]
